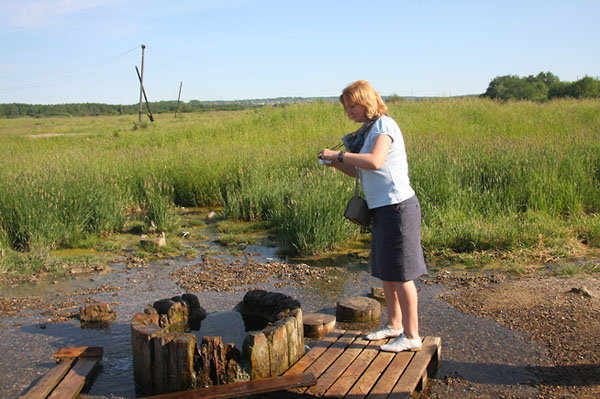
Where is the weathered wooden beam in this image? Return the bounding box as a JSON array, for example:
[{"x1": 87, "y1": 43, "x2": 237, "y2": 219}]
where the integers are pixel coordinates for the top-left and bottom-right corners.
[
  {"x1": 17, "y1": 358, "x2": 76, "y2": 399},
  {"x1": 140, "y1": 372, "x2": 317, "y2": 399},
  {"x1": 47, "y1": 355, "x2": 102, "y2": 399},
  {"x1": 19, "y1": 347, "x2": 104, "y2": 399}
]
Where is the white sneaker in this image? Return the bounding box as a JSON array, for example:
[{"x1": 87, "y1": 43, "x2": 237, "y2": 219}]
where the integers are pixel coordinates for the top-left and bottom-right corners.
[
  {"x1": 380, "y1": 335, "x2": 422, "y2": 352},
  {"x1": 365, "y1": 325, "x2": 404, "y2": 340}
]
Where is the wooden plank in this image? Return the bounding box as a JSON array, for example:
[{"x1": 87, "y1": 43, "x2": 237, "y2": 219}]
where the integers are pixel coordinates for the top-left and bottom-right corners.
[
  {"x1": 47, "y1": 356, "x2": 102, "y2": 399},
  {"x1": 388, "y1": 336, "x2": 442, "y2": 399},
  {"x1": 53, "y1": 346, "x2": 103, "y2": 362},
  {"x1": 366, "y1": 351, "x2": 413, "y2": 399},
  {"x1": 305, "y1": 334, "x2": 370, "y2": 397},
  {"x1": 323, "y1": 338, "x2": 386, "y2": 398},
  {"x1": 344, "y1": 341, "x2": 395, "y2": 399},
  {"x1": 140, "y1": 372, "x2": 317, "y2": 399},
  {"x1": 287, "y1": 330, "x2": 360, "y2": 396},
  {"x1": 18, "y1": 359, "x2": 76, "y2": 399},
  {"x1": 284, "y1": 330, "x2": 343, "y2": 375}
]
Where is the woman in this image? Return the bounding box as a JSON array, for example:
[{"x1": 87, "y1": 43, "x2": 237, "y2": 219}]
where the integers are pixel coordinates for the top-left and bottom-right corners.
[{"x1": 318, "y1": 80, "x2": 427, "y2": 352}]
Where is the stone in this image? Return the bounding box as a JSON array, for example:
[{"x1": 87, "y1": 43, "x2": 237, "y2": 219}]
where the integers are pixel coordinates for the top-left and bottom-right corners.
[
  {"x1": 79, "y1": 303, "x2": 116, "y2": 324},
  {"x1": 140, "y1": 232, "x2": 166, "y2": 248},
  {"x1": 368, "y1": 286, "x2": 386, "y2": 304}
]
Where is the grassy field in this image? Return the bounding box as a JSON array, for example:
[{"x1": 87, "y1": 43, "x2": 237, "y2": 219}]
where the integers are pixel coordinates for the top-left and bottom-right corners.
[{"x1": 1, "y1": 98, "x2": 599, "y2": 276}]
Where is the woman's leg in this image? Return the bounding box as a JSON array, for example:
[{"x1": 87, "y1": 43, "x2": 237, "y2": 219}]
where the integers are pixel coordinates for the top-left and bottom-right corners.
[
  {"x1": 383, "y1": 280, "x2": 419, "y2": 339},
  {"x1": 382, "y1": 281, "x2": 402, "y2": 330}
]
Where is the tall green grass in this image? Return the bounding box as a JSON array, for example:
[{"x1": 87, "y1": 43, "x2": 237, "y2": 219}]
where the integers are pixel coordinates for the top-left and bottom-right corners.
[{"x1": 1, "y1": 98, "x2": 599, "y2": 274}]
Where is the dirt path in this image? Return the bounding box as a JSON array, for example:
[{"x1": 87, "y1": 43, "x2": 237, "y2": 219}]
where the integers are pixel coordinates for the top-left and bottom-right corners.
[
  {"x1": 431, "y1": 272, "x2": 600, "y2": 399},
  {"x1": 1, "y1": 255, "x2": 598, "y2": 398}
]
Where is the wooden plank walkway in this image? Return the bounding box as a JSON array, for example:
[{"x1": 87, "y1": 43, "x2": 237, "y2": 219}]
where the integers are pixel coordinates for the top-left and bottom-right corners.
[
  {"x1": 276, "y1": 330, "x2": 441, "y2": 399},
  {"x1": 18, "y1": 347, "x2": 103, "y2": 399}
]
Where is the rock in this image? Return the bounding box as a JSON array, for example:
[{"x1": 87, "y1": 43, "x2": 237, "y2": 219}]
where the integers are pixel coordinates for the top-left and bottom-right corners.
[
  {"x1": 207, "y1": 211, "x2": 217, "y2": 219},
  {"x1": 79, "y1": 303, "x2": 116, "y2": 324},
  {"x1": 569, "y1": 286, "x2": 593, "y2": 298},
  {"x1": 580, "y1": 286, "x2": 593, "y2": 298},
  {"x1": 367, "y1": 287, "x2": 385, "y2": 304},
  {"x1": 140, "y1": 232, "x2": 166, "y2": 248}
]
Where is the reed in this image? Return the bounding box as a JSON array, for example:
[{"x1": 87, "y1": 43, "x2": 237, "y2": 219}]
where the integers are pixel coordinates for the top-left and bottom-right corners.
[{"x1": 0, "y1": 98, "x2": 599, "y2": 274}]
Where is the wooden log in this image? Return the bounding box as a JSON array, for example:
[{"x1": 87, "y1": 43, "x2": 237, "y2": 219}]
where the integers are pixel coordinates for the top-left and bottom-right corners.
[
  {"x1": 131, "y1": 320, "x2": 162, "y2": 395},
  {"x1": 196, "y1": 336, "x2": 228, "y2": 387},
  {"x1": 282, "y1": 314, "x2": 302, "y2": 366},
  {"x1": 243, "y1": 331, "x2": 269, "y2": 380},
  {"x1": 153, "y1": 331, "x2": 175, "y2": 394},
  {"x1": 167, "y1": 334, "x2": 198, "y2": 393},
  {"x1": 336, "y1": 296, "x2": 381, "y2": 323},
  {"x1": 18, "y1": 358, "x2": 76, "y2": 399},
  {"x1": 289, "y1": 308, "x2": 304, "y2": 363},
  {"x1": 271, "y1": 321, "x2": 291, "y2": 376},
  {"x1": 303, "y1": 313, "x2": 336, "y2": 338},
  {"x1": 139, "y1": 372, "x2": 317, "y2": 399},
  {"x1": 47, "y1": 355, "x2": 102, "y2": 399}
]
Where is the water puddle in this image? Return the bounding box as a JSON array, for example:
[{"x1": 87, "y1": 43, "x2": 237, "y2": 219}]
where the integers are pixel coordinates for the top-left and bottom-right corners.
[{"x1": 0, "y1": 231, "x2": 550, "y2": 398}]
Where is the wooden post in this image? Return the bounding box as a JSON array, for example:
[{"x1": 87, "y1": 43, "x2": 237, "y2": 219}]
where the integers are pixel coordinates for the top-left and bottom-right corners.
[
  {"x1": 136, "y1": 66, "x2": 154, "y2": 122},
  {"x1": 175, "y1": 82, "x2": 182, "y2": 118},
  {"x1": 138, "y1": 44, "x2": 146, "y2": 122}
]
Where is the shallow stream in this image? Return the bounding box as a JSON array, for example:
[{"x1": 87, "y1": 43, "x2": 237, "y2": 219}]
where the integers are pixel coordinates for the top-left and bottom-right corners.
[{"x1": 0, "y1": 236, "x2": 549, "y2": 398}]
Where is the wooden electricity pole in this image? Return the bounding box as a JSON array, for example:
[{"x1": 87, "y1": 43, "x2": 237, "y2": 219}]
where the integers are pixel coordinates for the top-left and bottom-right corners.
[
  {"x1": 138, "y1": 44, "x2": 146, "y2": 122},
  {"x1": 135, "y1": 66, "x2": 154, "y2": 122},
  {"x1": 175, "y1": 81, "x2": 183, "y2": 118}
]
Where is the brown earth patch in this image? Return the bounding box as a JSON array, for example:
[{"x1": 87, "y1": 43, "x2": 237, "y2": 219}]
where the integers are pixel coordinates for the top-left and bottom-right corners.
[{"x1": 437, "y1": 273, "x2": 600, "y2": 398}]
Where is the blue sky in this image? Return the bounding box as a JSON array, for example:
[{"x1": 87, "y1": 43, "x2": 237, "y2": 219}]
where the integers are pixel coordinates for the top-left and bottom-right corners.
[{"x1": 1, "y1": 0, "x2": 598, "y2": 104}]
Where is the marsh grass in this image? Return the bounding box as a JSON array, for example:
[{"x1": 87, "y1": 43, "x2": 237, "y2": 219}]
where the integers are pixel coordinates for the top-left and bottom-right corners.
[{"x1": 1, "y1": 99, "x2": 599, "y2": 275}]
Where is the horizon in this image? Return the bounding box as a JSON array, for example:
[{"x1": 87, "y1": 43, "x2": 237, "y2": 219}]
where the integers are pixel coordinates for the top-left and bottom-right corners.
[{"x1": 1, "y1": 1, "x2": 599, "y2": 105}]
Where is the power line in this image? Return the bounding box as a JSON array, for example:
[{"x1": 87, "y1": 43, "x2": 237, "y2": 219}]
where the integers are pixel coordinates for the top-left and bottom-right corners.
[
  {"x1": 145, "y1": 46, "x2": 225, "y2": 101},
  {"x1": 0, "y1": 46, "x2": 139, "y2": 91}
]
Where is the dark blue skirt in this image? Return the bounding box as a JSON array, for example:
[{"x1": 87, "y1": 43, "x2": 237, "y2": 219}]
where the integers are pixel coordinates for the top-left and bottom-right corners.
[{"x1": 370, "y1": 195, "x2": 427, "y2": 282}]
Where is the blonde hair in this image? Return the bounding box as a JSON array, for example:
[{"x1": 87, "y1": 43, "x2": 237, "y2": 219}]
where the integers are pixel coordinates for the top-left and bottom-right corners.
[{"x1": 339, "y1": 80, "x2": 388, "y2": 119}]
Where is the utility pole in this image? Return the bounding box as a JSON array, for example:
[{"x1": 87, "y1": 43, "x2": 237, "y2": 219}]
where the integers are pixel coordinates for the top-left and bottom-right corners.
[
  {"x1": 135, "y1": 66, "x2": 154, "y2": 122},
  {"x1": 175, "y1": 81, "x2": 183, "y2": 118},
  {"x1": 138, "y1": 44, "x2": 146, "y2": 122}
]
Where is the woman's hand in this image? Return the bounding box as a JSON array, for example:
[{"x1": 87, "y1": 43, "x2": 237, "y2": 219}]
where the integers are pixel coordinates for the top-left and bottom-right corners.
[{"x1": 318, "y1": 149, "x2": 338, "y2": 165}]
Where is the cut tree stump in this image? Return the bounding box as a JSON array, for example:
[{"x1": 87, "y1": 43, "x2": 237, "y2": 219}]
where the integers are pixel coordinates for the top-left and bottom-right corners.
[
  {"x1": 18, "y1": 346, "x2": 103, "y2": 399},
  {"x1": 336, "y1": 296, "x2": 381, "y2": 322},
  {"x1": 303, "y1": 313, "x2": 336, "y2": 338}
]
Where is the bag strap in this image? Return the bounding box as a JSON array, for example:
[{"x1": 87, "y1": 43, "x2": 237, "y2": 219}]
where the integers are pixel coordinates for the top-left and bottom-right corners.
[{"x1": 351, "y1": 116, "x2": 380, "y2": 199}]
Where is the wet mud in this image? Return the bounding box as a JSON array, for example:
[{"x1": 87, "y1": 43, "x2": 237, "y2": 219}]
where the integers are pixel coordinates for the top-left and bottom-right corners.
[{"x1": 0, "y1": 241, "x2": 555, "y2": 398}]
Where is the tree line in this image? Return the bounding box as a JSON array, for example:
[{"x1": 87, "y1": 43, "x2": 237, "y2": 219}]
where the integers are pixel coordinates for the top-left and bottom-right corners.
[
  {"x1": 0, "y1": 100, "x2": 259, "y2": 119},
  {"x1": 482, "y1": 72, "x2": 600, "y2": 101},
  {"x1": 1, "y1": 73, "x2": 598, "y2": 118}
]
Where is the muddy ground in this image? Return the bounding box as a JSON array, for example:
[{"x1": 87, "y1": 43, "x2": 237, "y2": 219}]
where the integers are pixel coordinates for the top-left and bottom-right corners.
[
  {"x1": 0, "y1": 253, "x2": 598, "y2": 398},
  {"x1": 430, "y1": 272, "x2": 600, "y2": 399}
]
